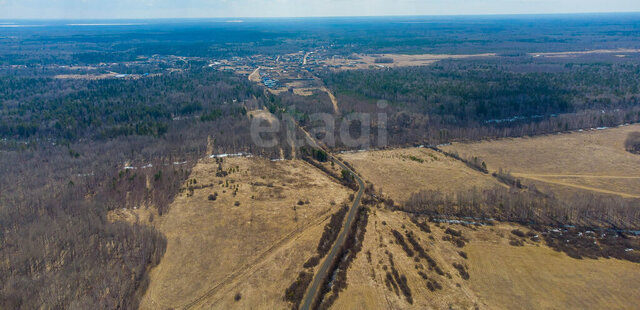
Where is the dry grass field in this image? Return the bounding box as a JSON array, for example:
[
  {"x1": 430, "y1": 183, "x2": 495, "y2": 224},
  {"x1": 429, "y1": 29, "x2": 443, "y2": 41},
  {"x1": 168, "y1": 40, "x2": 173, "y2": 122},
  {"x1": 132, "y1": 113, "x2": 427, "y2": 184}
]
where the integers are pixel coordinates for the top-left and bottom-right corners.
[
  {"x1": 466, "y1": 228, "x2": 640, "y2": 310},
  {"x1": 330, "y1": 208, "x2": 640, "y2": 310},
  {"x1": 442, "y1": 124, "x2": 640, "y2": 199},
  {"x1": 341, "y1": 147, "x2": 503, "y2": 203},
  {"x1": 331, "y1": 208, "x2": 479, "y2": 310},
  {"x1": 530, "y1": 48, "x2": 640, "y2": 58},
  {"x1": 132, "y1": 156, "x2": 351, "y2": 309},
  {"x1": 332, "y1": 126, "x2": 640, "y2": 309},
  {"x1": 322, "y1": 53, "x2": 496, "y2": 70}
]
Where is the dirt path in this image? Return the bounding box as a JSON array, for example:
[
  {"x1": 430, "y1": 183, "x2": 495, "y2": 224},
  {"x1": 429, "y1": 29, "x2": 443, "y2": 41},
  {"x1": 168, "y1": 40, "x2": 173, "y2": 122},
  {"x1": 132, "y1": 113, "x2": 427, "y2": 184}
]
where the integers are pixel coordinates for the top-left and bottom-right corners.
[
  {"x1": 512, "y1": 173, "x2": 640, "y2": 179},
  {"x1": 181, "y1": 207, "x2": 334, "y2": 309},
  {"x1": 248, "y1": 66, "x2": 260, "y2": 82},
  {"x1": 319, "y1": 86, "x2": 340, "y2": 115},
  {"x1": 303, "y1": 51, "x2": 313, "y2": 65},
  {"x1": 514, "y1": 174, "x2": 640, "y2": 199}
]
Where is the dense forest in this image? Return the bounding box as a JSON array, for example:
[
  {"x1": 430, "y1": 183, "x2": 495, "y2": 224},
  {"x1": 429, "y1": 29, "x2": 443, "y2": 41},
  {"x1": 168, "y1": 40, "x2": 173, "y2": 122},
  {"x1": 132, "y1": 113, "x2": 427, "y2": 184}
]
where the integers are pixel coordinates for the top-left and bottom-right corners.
[
  {"x1": 317, "y1": 59, "x2": 640, "y2": 147},
  {"x1": 323, "y1": 61, "x2": 640, "y2": 121},
  {"x1": 0, "y1": 68, "x2": 262, "y2": 142}
]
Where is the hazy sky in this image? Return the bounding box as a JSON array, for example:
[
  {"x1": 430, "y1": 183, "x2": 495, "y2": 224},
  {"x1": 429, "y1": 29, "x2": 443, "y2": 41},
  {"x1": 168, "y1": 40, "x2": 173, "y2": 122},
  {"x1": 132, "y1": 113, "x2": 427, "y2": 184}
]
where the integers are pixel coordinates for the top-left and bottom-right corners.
[{"x1": 2, "y1": 0, "x2": 640, "y2": 19}]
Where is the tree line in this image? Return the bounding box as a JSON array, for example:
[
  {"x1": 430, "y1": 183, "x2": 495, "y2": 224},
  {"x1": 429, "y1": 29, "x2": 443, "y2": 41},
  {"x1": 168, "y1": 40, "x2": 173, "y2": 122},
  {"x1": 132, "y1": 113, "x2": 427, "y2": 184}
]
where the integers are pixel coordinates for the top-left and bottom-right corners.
[{"x1": 403, "y1": 186, "x2": 640, "y2": 230}]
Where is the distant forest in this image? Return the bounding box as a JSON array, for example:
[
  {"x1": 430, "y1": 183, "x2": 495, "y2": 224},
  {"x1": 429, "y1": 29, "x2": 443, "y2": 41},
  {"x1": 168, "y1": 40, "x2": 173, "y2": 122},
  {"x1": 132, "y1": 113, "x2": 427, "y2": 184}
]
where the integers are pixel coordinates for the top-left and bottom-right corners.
[
  {"x1": 318, "y1": 59, "x2": 640, "y2": 146},
  {"x1": 324, "y1": 62, "x2": 640, "y2": 121},
  {"x1": 2, "y1": 14, "x2": 640, "y2": 65},
  {"x1": 0, "y1": 68, "x2": 259, "y2": 141}
]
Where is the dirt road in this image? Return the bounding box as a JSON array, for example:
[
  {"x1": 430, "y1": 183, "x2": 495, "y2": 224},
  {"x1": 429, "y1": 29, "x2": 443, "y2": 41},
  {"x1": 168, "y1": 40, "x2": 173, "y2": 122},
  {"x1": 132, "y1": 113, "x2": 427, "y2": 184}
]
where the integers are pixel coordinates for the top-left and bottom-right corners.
[
  {"x1": 248, "y1": 67, "x2": 260, "y2": 82},
  {"x1": 298, "y1": 127, "x2": 365, "y2": 310},
  {"x1": 512, "y1": 173, "x2": 640, "y2": 199},
  {"x1": 319, "y1": 86, "x2": 340, "y2": 115},
  {"x1": 303, "y1": 52, "x2": 313, "y2": 65}
]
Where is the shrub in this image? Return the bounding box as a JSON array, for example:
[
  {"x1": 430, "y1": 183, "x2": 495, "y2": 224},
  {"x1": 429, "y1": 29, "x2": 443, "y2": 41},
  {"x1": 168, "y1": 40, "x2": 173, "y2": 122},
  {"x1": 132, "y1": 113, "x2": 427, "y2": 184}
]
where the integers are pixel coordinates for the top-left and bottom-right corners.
[
  {"x1": 396, "y1": 274, "x2": 413, "y2": 304},
  {"x1": 303, "y1": 255, "x2": 320, "y2": 268},
  {"x1": 234, "y1": 201, "x2": 240, "y2": 206},
  {"x1": 458, "y1": 251, "x2": 468, "y2": 259},
  {"x1": 391, "y1": 229, "x2": 414, "y2": 257},
  {"x1": 544, "y1": 229, "x2": 640, "y2": 262},
  {"x1": 445, "y1": 228, "x2": 461, "y2": 237},
  {"x1": 493, "y1": 169, "x2": 525, "y2": 189},
  {"x1": 625, "y1": 132, "x2": 640, "y2": 154},
  {"x1": 426, "y1": 279, "x2": 442, "y2": 291},
  {"x1": 453, "y1": 262, "x2": 470, "y2": 280},
  {"x1": 411, "y1": 217, "x2": 431, "y2": 233},
  {"x1": 316, "y1": 205, "x2": 349, "y2": 257},
  {"x1": 511, "y1": 229, "x2": 526, "y2": 238},
  {"x1": 234, "y1": 293, "x2": 242, "y2": 301},
  {"x1": 385, "y1": 272, "x2": 399, "y2": 295},
  {"x1": 284, "y1": 271, "x2": 313, "y2": 308},
  {"x1": 341, "y1": 169, "x2": 355, "y2": 184},
  {"x1": 443, "y1": 228, "x2": 467, "y2": 248},
  {"x1": 406, "y1": 231, "x2": 429, "y2": 261}
]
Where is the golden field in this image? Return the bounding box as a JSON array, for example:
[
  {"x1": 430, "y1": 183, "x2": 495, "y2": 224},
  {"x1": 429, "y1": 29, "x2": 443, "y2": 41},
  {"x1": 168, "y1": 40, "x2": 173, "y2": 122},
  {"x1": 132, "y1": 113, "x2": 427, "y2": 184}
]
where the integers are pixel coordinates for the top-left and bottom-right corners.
[
  {"x1": 331, "y1": 209, "x2": 640, "y2": 310},
  {"x1": 131, "y1": 156, "x2": 351, "y2": 309},
  {"x1": 442, "y1": 124, "x2": 640, "y2": 199},
  {"x1": 341, "y1": 147, "x2": 503, "y2": 203},
  {"x1": 332, "y1": 125, "x2": 640, "y2": 309}
]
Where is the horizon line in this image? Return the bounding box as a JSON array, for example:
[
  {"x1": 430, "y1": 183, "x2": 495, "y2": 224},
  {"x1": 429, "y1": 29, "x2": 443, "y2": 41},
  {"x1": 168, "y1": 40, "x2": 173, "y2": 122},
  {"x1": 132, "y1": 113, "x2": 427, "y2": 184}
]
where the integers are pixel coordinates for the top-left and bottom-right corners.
[{"x1": 2, "y1": 11, "x2": 640, "y2": 21}]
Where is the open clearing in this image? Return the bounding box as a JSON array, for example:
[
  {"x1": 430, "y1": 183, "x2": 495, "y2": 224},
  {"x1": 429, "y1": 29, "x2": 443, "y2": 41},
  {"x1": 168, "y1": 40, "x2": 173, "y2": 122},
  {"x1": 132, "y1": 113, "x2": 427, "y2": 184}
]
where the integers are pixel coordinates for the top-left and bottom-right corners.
[
  {"x1": 331, "y1": 208, "x2": 640, "y2": 310},
  {"x1": 341, "y1": 147, "x2": 502, "y2": 203},
  {"x1": 465, "y1": 227, "x2": 640, "y2": 310},
  {"x1": 322, "y1": 53, "x2": 496, "y2": 70},
  {"x1": 441, "y1": 124, "x2": 640, "y2": 199},
  {"x1": 530, "y1": 48, "x2": 640, "y2": 58},
  {"x1": 136, "y1": 157, "x2": 351, "y2": 309}
]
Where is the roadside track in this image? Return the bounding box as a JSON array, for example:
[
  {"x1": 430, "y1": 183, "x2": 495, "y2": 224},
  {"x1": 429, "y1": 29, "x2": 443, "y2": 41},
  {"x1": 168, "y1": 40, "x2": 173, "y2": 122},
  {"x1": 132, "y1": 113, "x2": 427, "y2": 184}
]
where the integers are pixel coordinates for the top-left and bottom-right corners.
[{"x1": 298, "y1": 127, "x2": 365, "y2": 310}]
